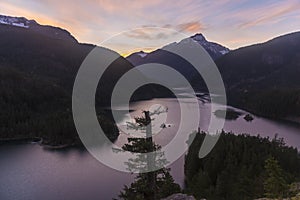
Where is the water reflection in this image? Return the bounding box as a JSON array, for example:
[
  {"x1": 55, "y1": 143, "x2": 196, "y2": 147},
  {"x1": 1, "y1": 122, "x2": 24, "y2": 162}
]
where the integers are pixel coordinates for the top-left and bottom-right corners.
[{"x1": 1, "y1": 98, "x2": 300, "y2": 200}]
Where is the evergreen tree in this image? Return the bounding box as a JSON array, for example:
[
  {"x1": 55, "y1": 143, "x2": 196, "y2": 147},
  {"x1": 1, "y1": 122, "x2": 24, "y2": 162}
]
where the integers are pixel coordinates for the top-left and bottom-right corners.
[
  {"x1": 118, "y1": 110, "x2": 181, "y2": 200},
  {"x1": 185, "y1": 132, "x2": 300, "y2": 200},
  {"x1": 264, "y1": 156, "x2": 289, "y2": 198}
]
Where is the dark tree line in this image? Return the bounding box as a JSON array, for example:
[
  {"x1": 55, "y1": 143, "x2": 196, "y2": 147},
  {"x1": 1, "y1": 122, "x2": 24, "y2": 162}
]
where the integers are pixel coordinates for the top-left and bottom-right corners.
[
  {"x1": 184, "y1": 131, "x2": 300, "y2": 200},
  {"x1": 214, "y1": 32, "x2": 300, "y2": 119},
  {"x1": 229, "y1": 89, "x2": 300, "y2": 118},
  {"x1": 0, "y1": 24, "x2": 121, "y2": 146},
  {"x1": 0, "y1": 24, "x2": 174, "y2": 147}
]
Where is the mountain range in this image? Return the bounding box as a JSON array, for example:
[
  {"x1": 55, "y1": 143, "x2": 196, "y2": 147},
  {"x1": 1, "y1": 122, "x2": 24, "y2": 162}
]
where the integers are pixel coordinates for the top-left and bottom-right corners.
[
  {"x1": 0, "y1": 15, "x2": 132, "y2": 145},
  {"x1": 126, "y1": 33, "x2": 230, "y2": 91},
  {"x1": 128, "y1": 33, "x2": 229, "y2": 61},
  {"x1": 0, "y1": 14, "x2": 77, "y2": 42},
  {"x1": 127, "y1": 31, "x2": 300, "y2": 119},
  {"x1": 0, "y1": 14, "x2": 173, "y2": 146},
  {"x1": 216, "y1": 31, "x2": 300, "y2": 118},
  {"x1": 0, "y1": 14, "x2": 299, "y2": 145}
]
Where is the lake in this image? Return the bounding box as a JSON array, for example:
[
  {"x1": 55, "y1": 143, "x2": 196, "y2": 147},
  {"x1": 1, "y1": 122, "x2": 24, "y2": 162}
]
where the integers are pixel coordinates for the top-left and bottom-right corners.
[{"x1": 1, "y1": 98, "x2": 300, "y2": 200}]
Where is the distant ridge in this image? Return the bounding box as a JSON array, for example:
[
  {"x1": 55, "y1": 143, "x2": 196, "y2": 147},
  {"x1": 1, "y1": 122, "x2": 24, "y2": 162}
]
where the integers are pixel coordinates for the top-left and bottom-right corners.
[
  {"x1": 216, "y1": 31, "x2": 300, "y2": 118},
  {"x1": 0, "y1": 14, "x2": 77, "y2": 42},
  {"x1": 127, "y1": 33, "x2": 230, "y2": 61}
]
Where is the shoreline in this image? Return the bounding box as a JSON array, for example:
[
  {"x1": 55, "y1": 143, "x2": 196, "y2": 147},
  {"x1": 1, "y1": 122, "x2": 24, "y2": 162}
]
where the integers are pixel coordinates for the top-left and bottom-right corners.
[
  {"x1": 0, "y1": 137, "x2": 78, "y2": 150},
  {"x1": 230, "y1": 104, "x2": 300, "y2": 126},
  {"x1": 0, "y1": 137, "x2": 42, "y2": 144}
]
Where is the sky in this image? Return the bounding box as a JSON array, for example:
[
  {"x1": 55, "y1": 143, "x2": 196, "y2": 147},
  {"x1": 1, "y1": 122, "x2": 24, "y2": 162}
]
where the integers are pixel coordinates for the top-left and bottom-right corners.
[{"x1": 0, "y1": 0, "x2": 299, "y2": 56}]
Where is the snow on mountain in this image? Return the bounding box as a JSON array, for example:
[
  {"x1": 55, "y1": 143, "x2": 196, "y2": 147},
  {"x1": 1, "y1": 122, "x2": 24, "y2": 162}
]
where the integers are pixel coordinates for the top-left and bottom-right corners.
[
  {"x1": 159, "y1": 33, "x2": 229, "y2": 60},
  {"x1": 137, "y1": 51, "x2": 148, "y2": 58},
  {"x1": 127, "y1": 33, "x2": 230, "y2": 69},
  {"x1": 220, "y1": 50, "x2": 229, "y2": 55},
  {"x1": 0, "y1": 14, "x2": 77, "y2": 43},
  {"x1": 126, "y1": 51, "x2": 149, "y2": 60},
  {"x1": 191, "y1": 33, "x2": 230, "y2": 58},
  {"x1": 0, "y1": 15, "x2": 36, "y2": 28},
  {"x1": 125, "y1": 33, "x2": 230, "y2": 91}
]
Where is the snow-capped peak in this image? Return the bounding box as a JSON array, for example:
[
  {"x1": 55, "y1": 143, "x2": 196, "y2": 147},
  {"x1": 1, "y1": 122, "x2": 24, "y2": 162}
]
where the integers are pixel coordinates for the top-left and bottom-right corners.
[
  {"x1": 220, "y1": 50, "x2": 229, "y2": 55},
  {"x1": 191, "y1": 33, "x2": 206, "y2": 42},
  {"x1": 190, "y1": 33, "x2": 230, "y2": 59},
  {"x1": 137, "y1": 51, "x2": 148, "y2": 58},
  {"x1": 128, "y1": 33, "x2": 230, "y2": 61},
  {"x1": 0, "y1": 15, "x2": 35, "y2": 28},
  {"x1": 0, "y1": 14, "x2": 78, "y2": 43}
]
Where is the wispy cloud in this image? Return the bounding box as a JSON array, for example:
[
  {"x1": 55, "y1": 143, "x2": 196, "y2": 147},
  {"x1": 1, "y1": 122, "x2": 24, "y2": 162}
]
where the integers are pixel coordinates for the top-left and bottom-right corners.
[
  {"x1": 178, "y1": 21, "x2": 205, "y2": 32},
  {"x1": 123, "y1": 21, "x2": 205, "y2": 41},
  {"x1": 237, "y1": 0, "x2": 300, "y2": 29},
  {"x1": 123, "y1": 28, "x2": 171, "y2": 40},
  {"x1": 0, "y1": 0, "x2": 299, "y2": 51}
]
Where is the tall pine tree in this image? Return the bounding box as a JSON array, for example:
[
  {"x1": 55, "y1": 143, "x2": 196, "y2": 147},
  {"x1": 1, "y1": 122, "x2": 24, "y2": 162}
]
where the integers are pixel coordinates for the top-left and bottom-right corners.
[{"x1": 119, "y1": 110, "x2": 181, "y2": 200}]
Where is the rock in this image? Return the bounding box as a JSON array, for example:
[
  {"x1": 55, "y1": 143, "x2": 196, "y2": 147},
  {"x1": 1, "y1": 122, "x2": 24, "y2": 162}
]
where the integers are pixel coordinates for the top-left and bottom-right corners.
[
  {"x1": 162, "y1": 193, "x2": 196, "y2": 200},
  {"x1": 244, "y1": 114, "x2": 254, "y2": 122}
]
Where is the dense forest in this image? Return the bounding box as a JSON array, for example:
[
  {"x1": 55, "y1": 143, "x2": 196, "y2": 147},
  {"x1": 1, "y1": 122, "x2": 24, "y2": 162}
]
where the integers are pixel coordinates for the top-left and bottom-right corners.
[
  {"x1": 0, "y1": 62, "x2": 120, "y2": 146},
  {"x1": 229, "y1": 88, "x2": 300, "y2": 118},
  {"x1": 185, "y1": 131, "x2": 300, "y2": 199},
  {"x1": 128, "y1": 31, "x2": 300, "y2": 120},
  {"x1": 0, "y1": 24, "x2": 124, "y2": 146},
  {"x1": 0, "y1": 23, "x2": 173, "y2": 146},
  {"x1": 1, "y1": 23, "x2": 300, "y2": 147},
  {"x1": 215, "y1": 32, "x2": 300, "y2": 119}
]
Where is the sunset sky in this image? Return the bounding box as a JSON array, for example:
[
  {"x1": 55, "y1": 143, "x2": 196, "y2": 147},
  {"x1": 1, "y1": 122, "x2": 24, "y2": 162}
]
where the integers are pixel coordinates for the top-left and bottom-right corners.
[{"x1": 0, "y1": 0, "x2": 299, "y2": 56}]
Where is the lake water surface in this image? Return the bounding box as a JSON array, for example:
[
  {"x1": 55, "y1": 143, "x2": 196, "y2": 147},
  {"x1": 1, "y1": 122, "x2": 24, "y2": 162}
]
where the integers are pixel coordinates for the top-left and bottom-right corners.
[{"x1": 1, "y1": 98, "x2": 300, "y2": 200}]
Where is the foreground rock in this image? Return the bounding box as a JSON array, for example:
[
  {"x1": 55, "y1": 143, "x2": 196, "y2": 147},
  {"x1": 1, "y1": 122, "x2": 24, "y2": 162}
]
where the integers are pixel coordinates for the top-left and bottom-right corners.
[{"x1": 162, "y1": 193, "x2": 196, "y2": 200}]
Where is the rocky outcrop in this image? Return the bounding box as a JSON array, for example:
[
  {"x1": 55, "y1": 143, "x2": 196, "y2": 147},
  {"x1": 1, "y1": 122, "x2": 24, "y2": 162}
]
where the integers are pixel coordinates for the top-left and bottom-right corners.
[{"x1": 162, "y1": 193, "x2": 196, "y2": 200}]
